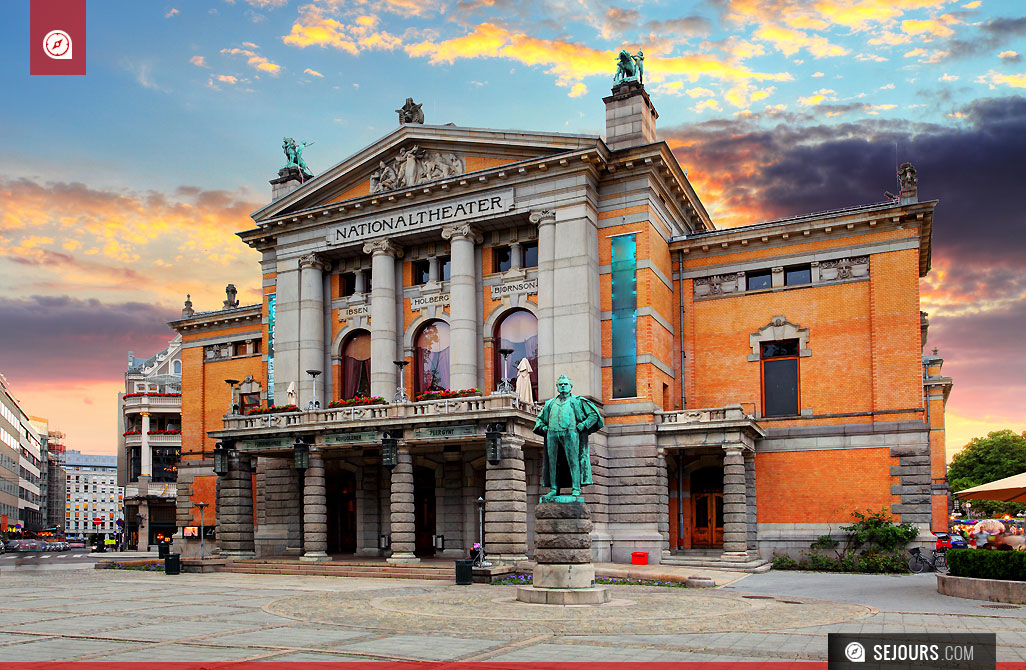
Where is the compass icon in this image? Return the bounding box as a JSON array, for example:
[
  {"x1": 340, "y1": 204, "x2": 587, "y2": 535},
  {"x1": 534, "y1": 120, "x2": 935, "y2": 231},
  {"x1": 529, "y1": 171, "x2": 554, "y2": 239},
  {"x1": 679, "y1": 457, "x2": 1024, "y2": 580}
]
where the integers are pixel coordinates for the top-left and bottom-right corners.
[{"x1": 44, "y1": 30, "x2": 73, "y2": 59}]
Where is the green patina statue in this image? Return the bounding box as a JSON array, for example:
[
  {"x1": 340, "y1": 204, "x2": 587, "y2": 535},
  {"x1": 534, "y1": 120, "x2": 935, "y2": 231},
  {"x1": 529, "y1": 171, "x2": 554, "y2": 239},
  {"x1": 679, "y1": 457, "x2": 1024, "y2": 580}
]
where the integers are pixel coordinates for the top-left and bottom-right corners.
[
  {"x1": 282, "y1": 137, "x2": 313, "y2": 176},
  {"x1": 613, "y1": 49, "x2": 644, "y2": 85},
  {"x1": 533, "y1": 375, "x2": 604, "y2": 502}
]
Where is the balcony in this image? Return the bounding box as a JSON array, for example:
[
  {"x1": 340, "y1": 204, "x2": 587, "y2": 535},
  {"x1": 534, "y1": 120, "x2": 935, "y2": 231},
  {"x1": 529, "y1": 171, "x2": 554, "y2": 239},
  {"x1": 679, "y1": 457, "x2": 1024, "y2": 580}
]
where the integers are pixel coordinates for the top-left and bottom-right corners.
[
  {"x1": 123, "y1": 394, "x2": 182, "y2": 413},
  {"x1": 214, "y1": 394, "x2": 543, "y2": 447},
  {"x1": 655, "y1": 404, "x2": 765, "y2": 450},
  {"x1": 123, "y1": 432, "x2": 181, "y2": 446}
]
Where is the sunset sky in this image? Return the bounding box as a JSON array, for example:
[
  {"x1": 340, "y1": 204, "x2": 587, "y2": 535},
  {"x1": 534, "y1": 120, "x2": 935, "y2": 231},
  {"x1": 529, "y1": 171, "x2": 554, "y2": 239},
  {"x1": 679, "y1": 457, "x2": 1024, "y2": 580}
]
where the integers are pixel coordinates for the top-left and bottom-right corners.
[{"x1": 1, "y1": 0, "x2": 1023, "y2": 457}]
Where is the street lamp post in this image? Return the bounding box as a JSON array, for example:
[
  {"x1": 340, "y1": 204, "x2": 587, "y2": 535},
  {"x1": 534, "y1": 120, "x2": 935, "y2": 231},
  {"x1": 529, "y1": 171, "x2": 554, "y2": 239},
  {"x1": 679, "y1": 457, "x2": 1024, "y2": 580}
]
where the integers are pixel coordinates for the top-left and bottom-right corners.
[
  {"x1": 497, "y1": 348, "x2": 514, "y2": 394},
  {"x1": 476, "y1": 496, "x2": 485, "y2": 566},
  {"x1": 195, "y1": 502, "x2": 208, "y2": 561},
  {"x1": 293, "y1": 439, "x2": 310, "y2": 553},
  {"x1": 306, "y1": 370, "x2": 322, "y2": 410},
  {"x1": 224, "y1": 379, "x2": 239, "y2": 415},
  {"x1": 393, "y1": 360, "x2": 409, "y2": 403}
]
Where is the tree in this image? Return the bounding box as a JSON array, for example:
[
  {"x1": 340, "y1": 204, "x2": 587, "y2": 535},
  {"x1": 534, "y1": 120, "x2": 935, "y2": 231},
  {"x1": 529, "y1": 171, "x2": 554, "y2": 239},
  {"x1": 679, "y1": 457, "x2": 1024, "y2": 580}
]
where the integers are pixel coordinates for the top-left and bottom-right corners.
[{"x1": 948, "y1": 430, "x2": 1026, "y2": 517}]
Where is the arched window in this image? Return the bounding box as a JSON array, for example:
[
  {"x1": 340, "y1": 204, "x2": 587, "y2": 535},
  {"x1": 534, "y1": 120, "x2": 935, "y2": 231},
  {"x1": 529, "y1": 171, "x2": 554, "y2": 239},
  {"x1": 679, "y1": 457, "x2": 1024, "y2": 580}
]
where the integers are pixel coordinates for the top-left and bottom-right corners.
[
  {"x1": 415, "y1": 320, "x2": 450, "y2": 394},
  {"x1": 341, "y1": 330, "x2": 371, "y2": 399},
  {"x1": 173, "y1": 360, "x2": 181, "y2": 375},
  {"x1": 494, "y1": 309, "x2": 538, "y2": 398}
]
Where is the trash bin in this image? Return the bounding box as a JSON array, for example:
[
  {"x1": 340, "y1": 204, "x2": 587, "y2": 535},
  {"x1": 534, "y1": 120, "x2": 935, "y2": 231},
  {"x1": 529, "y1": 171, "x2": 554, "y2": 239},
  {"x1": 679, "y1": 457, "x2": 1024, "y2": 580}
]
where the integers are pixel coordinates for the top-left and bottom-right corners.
[
  {"x1": 631, "y1": 551, "x2": 649, "y2": 565},
  {"x1": 455, "y1": 559, "x2": 474, "y2": 585},
  {"x1": 158, "y1": 542, "x2": 170, "y2": 559},
  {"x1": 165, "y1": 553, "x2": 181, "y2": 575}
]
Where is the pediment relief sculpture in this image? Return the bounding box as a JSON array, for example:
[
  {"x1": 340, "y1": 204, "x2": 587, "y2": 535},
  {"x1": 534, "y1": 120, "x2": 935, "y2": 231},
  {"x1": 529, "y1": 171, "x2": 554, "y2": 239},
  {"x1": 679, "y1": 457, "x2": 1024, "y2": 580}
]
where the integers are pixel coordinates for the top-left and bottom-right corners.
[{"x1": 369, "y1": 145, "x2": 464, "y2": 194}]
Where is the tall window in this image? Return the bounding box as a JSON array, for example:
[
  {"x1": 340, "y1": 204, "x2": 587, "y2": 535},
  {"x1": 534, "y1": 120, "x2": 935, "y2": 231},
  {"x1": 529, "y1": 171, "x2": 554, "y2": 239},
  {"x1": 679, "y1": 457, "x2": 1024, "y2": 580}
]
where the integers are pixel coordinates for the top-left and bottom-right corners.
[
  {"x1": 415, "y1": 320, "x2": 450, "y2": 393},
  {"x1": 610, "y1": 234, "x2": 638, "y2": 398},
  {"x1": 494, "y1": 309, "x2": 538, "y2": 397},
  {"x1": 341, "y1": 331, "x2": 371, "y2": 399},
  {"x1": 761, "y1": 339, "x2": 799, "y2": 417}
]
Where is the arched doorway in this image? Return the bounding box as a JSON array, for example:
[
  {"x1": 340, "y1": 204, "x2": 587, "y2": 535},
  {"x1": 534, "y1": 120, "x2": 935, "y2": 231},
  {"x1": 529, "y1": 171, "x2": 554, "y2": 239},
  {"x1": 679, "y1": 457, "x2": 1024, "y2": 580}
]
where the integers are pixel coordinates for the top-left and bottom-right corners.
[
  {"x1": 493, "y1": 309, "x2": 538, "y2": 397},
  {"x1": 326, "y1": 468, "x2": 357, "y2": 554},
  {"x1": 413, "y1": 466, "x2": 436, "y2": 557},
  {"x1": 690, "y1": 466, "x2": 724, "y2": 548},
  {"x1": 415, "y1": 320, "x2": 450, "y2": 394},
  {"x1": 340, "y1": 330, "x2": 371, "y2": 400}
]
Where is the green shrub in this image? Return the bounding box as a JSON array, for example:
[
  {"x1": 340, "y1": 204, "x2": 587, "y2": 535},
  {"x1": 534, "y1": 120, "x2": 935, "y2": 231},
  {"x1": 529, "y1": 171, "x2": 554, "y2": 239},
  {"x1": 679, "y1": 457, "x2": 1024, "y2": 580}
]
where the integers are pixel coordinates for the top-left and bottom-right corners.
[
  {"x1": 841, "y1": 508, "x2": 920, "y2": 553},
  {"x1": 771, "y1": 554, "x2": 798, "y2": 570},
  {"x1": 769, "y1": 551, "x2": 908, "y2": 574},
  {"x1": 947, "y1": 549, "x2": 1026, "y2": 581}
]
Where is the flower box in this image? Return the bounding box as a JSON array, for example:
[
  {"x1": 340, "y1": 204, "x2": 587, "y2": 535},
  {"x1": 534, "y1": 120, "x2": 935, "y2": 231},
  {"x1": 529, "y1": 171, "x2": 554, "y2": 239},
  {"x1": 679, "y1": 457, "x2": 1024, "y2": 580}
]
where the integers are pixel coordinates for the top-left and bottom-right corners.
[
  {"x1": 328, "y1": 396, "x2": 387, "y2": 409},
  {"x1": 414, "y1": 389, "x2": 481, "y2": 402}
]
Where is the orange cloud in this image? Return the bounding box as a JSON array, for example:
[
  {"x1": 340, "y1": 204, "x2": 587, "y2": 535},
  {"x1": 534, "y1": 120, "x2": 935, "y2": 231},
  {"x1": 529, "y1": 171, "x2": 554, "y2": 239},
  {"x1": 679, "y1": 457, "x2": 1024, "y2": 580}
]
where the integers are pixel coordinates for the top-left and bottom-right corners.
[
  {"x1": 752, "y1": 23, "x2": 850, "y2": 58},
  {"x1": 282, "y1": 7, "x2": 401, "y2": 54},
  {"x1": 977, "y1": 71, "x2": 1026, "y2": 89},
  {"x1": 220, "y1": 46, "x2": 283, "y2": 75}
]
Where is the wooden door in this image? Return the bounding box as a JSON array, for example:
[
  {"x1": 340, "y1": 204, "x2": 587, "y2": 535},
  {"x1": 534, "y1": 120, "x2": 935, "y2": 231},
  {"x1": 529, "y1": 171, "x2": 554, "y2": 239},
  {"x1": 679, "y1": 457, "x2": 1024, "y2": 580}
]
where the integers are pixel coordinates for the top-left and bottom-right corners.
[
  {"x1": 691, "y1": 493, "x2": 724, "y2": 548},
  {"x1": 327, "y1": 469, "x2": 357, "y2": 554}
]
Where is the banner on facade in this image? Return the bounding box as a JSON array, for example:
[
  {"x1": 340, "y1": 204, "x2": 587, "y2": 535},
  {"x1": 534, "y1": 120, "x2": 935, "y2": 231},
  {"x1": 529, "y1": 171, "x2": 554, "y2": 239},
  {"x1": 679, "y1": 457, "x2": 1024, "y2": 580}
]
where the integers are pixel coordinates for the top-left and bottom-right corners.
[
  {"x1": 412, "y1": 425, "x2": 478, "y2": 439},
  {"x1": 237, "y1": 437, "x2": 291, "y2": 450},
  {"x1": 321, "y1": 431, "x2": 381, "y2": 445}
]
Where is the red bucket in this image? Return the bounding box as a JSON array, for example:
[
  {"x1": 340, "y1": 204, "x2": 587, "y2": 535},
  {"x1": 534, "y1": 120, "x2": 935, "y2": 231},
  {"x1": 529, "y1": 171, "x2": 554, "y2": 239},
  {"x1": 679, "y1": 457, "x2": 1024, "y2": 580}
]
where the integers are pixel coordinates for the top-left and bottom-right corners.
[{"x1": 631, "y1": 551, "x2": 648, "y2": 565}]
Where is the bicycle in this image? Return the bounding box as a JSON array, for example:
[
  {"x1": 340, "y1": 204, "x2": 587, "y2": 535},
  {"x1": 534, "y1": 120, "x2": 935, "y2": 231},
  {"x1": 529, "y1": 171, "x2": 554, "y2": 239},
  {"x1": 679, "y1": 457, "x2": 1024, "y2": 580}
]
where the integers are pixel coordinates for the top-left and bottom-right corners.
[{"x1": 908, "y1": 546, "x2": 948, "y2": 573}]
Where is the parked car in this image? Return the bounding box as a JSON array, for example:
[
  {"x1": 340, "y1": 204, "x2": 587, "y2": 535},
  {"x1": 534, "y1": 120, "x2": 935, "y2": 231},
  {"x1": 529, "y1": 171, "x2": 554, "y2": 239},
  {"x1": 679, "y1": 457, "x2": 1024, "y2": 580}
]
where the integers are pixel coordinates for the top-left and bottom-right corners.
[
  {"x1": 0, "y1": 540, "x2": 5, "y2": 554},
  {"x1": 68, "y1": 539, "x2": 86, "y2": 549},
  {"x1": 934, "y1": 532, "x2": 968, "y2": 550}
]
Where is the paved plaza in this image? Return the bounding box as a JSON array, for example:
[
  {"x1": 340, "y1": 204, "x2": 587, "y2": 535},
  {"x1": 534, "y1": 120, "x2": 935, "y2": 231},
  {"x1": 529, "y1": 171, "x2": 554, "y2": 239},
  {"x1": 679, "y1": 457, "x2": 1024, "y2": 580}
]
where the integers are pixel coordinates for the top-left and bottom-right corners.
[{"x1": 0, "y1": 569, "x2": 1023, "y2": 664}]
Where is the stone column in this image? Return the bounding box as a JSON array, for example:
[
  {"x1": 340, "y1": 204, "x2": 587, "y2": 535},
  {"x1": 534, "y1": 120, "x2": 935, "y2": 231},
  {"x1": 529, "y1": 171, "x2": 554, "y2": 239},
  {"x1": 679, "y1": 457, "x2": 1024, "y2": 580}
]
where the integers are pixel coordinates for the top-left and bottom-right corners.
[
  {"x1": 388, "y1": 445, "x2": 418, "y2": 563},
  {"x1": 364, "y1": 240, "x2": 403, "y2": 398},
  {"x1": 510, "y1": 242, "x2": 523, "y2": 269},
  {"x1": 356, "y1": 457, "x2": 382, "y2": 556},
  {"x1": 442, "y1": 224, "x2": 482, "y2": 391},
  {"x1": 354, "y1": 269, "x2": 367, "y2": 295},
  {"x1": 217, "y1": 451, "x2": 255, "y2": 557},
  {"x1": 484, "y1": 435, "x2": 528, "y2": 563},
  {"x1": 428, "y1": 256, "x2": 440, "y2": 282},
  {"x1": 299, "y1": 254, "x2": 328, "y2": 408},
  {"x1": 722, "y1": 447, "x2": 749, "y2": 560},
  {"x1": 140, "y1": 412, "x2": 152, "y2": 478},
  {"x1": 301, "y1": 451, "x2": 329, "y2": 561},
  {"x1": 657, "y1": 449, "x2": 670, "y2": 555},
  {"x1": 274, "y1": 267, "x2": 301, "y2": 406},
  {"x1": 531, "y1": 209, "x2": 557, "y2": 394}
]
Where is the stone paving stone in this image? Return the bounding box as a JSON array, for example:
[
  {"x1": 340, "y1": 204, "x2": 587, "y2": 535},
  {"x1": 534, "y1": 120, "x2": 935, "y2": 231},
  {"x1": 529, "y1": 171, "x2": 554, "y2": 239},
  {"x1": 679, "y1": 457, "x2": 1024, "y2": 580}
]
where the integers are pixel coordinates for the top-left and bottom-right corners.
[
  {"x1": 0, "y1": 632, "x2": 41, "y2": 645},
  {"x1": 257, "y1": 651, "x2": 381, "y2": 662},
  {"x1": 1, "y1": 638, "x2": 144, "y2": 661},
  {"x1": 204, "y1": 626, "x2": 371, "y2": 648},
  {"x1": 216, "y1": 611, "x2": 295, "y2": 625},
  {"x1": 487, "y1": 642, "x2": 722, "y2": 662},
  {"x1": 9, "y1": 615, "x2": 146, "y2": 635},
  {"x1": 0, "y1": 610, "x2": 76, "y2": 626},
  {"x1": 90, "y1": 643, "x2": 261, "y2": 662},
  {"x1": 140, "y1": 604, "x2": 253, "y2": 618},
  {"x1": 340, "y1": 634, "x2": 506, "y2": 661},
  {"x1": 106, "y1": 620, "x2": 261, "y2": 642}
]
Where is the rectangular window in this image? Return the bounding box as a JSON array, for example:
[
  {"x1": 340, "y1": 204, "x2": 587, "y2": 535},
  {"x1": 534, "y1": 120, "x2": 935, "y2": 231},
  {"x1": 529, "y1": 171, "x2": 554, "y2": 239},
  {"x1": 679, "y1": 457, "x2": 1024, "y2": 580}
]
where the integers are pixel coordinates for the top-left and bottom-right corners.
[
  {"x1": 412, "y1": 260, "x2": 430, "y2": 285},
  {"x1": 492, "y1": 246, "x2": 512, "y2": 273},
  {"x1": 339, "y1": 272, "x2": 356, "y2": 297},
  {"x1": 438, "y1": 256, "x2": 451, "y2": 281},
  {"x1": 610, "y1": 234, "x2": 638, "y2": 398},
  {"x1": 761, "y1": 339, "x2": 799, "y2": 417},
  {"x1": 785, "y1": 264, "x2": 811, "y2": 286},
  {"x1": 522, "y1": 241, "x2": 538, "y2": 268},
  {"x1": 746, "y1": 269, "x2": 772, "y2": 291}
]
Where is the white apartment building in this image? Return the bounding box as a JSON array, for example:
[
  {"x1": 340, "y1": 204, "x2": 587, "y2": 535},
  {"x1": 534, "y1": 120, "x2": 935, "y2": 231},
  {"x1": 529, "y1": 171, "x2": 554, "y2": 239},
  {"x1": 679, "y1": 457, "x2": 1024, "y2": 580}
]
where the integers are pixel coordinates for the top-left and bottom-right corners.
[
  {"x1": 64, "y1": 450, "x2": 122, "y2": 538},
  {"x1": 0, "y1": 373, "x2": 43, "y2": 531}
]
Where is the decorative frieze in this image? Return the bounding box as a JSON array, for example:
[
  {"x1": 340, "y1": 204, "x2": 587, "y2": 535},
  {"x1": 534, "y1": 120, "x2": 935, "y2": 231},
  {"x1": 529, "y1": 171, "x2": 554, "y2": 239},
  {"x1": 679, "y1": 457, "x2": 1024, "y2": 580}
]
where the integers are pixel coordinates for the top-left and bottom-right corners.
[
  {"x1": 818, "y1": 256, "x2": 869, "y2": 281},
  {"x1": 693, "y1": 272, "x2": 742, "y2": 297},
  {"x1": 369, "y1": 146, "x2": 464, "y2": 194},
  {"x1": 693, "y1": 256, "x2": 869, "y2": 298}
]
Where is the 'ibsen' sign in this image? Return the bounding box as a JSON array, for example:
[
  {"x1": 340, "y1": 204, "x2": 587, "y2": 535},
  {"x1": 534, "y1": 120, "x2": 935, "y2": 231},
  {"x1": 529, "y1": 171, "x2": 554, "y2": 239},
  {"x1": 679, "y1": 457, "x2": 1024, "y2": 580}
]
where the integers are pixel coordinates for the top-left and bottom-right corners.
[{"x1": 327, "y1": 188, "x2": 514, "y2": 245}]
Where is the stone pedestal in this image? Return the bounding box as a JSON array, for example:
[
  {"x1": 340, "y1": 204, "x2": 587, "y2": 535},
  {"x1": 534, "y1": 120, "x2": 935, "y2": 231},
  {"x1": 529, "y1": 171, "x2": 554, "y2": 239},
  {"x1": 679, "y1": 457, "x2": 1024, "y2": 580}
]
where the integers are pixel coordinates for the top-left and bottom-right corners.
[{"x1": 517, "y1": 502, "x2": 609, "y2": 605}]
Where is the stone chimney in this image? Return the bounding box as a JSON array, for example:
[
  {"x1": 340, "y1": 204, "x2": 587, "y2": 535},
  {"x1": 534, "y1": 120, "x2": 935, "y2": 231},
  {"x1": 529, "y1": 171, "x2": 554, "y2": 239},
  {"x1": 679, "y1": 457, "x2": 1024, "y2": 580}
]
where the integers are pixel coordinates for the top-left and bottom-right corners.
[
  {"x1": 898, "y1": 162, "x2": 918, "y2": 205},
  {"x1": 181, "y1": 294, "x2": 194, "y2": 318},
  {"x1": 603, "y1": 81, "x2": 658, "y2": 151},
  {"x1": 270, "y1": 168, "x2": 305, "y2": 202}
]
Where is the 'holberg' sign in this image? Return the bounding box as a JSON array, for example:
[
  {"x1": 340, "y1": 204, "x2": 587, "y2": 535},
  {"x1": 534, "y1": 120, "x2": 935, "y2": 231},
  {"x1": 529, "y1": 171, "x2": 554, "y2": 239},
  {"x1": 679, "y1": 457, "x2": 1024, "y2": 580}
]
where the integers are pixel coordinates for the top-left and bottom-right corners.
[{"x1": 327, "y1": 189, "x2": 514, "y2": 245}]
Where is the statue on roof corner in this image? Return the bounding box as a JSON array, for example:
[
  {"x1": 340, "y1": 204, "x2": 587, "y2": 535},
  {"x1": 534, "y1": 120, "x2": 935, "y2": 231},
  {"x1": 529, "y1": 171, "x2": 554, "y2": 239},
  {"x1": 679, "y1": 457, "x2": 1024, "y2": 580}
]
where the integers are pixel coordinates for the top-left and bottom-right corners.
[
  {"x1": 614, "y1": 49, "x2": 644, "y2": 86},
  {"x1": 282, "y1": 137, "x2": 314, "y2": 178},
  {"x1": 396, "y1": 97, "x2": 424, "y2": 124}
]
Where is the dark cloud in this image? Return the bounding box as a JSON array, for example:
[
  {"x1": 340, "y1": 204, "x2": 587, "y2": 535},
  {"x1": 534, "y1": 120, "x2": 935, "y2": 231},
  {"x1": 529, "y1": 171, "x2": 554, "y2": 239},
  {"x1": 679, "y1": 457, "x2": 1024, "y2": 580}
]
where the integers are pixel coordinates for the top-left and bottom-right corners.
[
  {"x1": 944, "y1": 16, "x2": 1026, "y2": 60},
  {"x1": 0, "y1": 296, "x2": 179, "y2": 383},
  {"x1": 644, "y1": 15, "x2": 712, "y2": 37}
]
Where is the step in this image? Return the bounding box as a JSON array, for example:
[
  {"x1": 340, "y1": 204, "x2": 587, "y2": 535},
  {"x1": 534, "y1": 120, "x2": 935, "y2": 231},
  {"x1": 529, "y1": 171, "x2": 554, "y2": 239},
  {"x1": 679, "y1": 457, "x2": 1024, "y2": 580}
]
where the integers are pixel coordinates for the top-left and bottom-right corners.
[
  {"x1": 219, "y1": 565, "x2": 454, "y2": 580},
  {"x1": 662, "y1": 557, "x2": 772, "y2": 573}
]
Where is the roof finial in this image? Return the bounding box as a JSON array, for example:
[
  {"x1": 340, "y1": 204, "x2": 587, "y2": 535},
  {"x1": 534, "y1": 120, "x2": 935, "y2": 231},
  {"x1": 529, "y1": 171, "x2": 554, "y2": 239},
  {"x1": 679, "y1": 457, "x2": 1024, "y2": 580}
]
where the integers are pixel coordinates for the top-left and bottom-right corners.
[{"x1": 181, "y1": 294, "x2": 194, "y2": 318}]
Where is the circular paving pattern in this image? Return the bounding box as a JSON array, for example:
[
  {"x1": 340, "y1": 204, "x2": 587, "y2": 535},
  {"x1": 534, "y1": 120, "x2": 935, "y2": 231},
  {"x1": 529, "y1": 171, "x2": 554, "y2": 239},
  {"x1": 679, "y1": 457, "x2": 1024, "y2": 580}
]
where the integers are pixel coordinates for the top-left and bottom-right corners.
[{"x1": 264, "y1": 584, "x2": 874, "y2": 636}]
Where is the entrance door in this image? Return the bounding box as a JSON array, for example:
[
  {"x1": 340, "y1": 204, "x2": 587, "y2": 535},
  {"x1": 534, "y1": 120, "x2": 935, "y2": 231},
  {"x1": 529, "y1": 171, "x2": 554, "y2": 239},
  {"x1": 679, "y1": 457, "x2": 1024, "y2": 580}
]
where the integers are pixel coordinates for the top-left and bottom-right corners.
[
  {"x1": 691, "y1": 493, "x2": 724, "y2": 548},
  {"x1": 327, "y1": 469, "x2": 357, "y2": 554},
  {"x1": 413, "y1": 466, "x2": 436, "y2": 557}
]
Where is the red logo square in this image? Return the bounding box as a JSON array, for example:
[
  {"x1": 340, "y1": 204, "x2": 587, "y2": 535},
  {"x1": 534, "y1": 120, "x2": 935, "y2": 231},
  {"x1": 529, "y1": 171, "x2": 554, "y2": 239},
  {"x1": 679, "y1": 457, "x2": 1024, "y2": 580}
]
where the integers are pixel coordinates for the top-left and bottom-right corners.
[{"x1": 31, "y1": 0, "x2": 87, "y2": 75}]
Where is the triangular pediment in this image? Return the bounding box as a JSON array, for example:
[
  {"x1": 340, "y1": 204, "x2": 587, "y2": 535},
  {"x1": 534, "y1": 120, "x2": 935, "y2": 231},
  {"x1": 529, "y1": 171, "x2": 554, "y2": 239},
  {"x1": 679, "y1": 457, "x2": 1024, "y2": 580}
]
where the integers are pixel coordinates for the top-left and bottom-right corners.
[{"x1": 251, "y1": 124, "x2": 603, "y2": 223}]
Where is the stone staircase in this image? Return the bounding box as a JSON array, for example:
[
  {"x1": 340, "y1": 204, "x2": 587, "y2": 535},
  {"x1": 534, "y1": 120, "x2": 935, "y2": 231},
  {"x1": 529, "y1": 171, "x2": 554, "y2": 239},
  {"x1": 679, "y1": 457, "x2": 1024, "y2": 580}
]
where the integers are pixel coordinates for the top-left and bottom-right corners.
[
  {"x1": 218, "y1": 558, "x2": 456, "y2": 580},
  {"x1": 660, "y1": 550, "x2": 772, "y2": 573}
]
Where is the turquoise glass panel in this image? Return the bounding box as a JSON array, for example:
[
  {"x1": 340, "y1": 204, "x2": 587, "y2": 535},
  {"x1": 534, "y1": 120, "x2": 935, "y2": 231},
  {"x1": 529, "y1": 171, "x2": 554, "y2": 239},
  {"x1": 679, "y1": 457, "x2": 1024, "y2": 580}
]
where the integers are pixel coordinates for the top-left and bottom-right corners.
[{"x1": 610, "y1": 235, "x2": 637, "y2": 398}]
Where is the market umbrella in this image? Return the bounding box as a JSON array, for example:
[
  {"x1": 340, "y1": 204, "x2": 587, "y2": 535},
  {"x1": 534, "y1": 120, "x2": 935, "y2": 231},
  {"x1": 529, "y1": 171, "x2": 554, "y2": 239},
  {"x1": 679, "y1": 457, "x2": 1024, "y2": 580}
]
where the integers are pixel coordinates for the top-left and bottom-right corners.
[{"x1": 956, "y1": 472, "x2": 1026, "y2": 503}]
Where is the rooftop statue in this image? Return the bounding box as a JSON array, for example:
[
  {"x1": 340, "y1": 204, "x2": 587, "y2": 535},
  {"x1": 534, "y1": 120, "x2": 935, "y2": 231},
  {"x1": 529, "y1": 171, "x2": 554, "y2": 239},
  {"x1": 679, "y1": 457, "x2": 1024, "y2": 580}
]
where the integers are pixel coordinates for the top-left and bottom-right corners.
[
  {"x1": 281, "y1": 137, "x2": 313, "y2": 177},
  {"x1": 396, "y1": 97, "x2": 425, "y2": 124},
  {"x1": 533, "y1": 375, "x2": 603, "y2": 502},
  {"x1": 613, "y1": 49, "x2": 644, "y2": 85}
]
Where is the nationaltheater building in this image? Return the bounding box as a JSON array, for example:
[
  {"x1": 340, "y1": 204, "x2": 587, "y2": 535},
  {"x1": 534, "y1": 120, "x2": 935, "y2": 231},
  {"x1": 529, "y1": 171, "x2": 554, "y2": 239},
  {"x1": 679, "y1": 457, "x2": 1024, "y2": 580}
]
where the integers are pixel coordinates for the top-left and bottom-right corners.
[{"x1": 169, "y1": 81, "x2": 951, "y2": 569}]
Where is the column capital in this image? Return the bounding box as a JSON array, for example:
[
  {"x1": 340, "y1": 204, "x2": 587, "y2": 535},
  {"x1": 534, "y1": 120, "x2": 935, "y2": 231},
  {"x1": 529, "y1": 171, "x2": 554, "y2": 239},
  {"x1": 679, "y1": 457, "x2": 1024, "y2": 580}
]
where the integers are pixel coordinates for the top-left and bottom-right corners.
[
  {"x1": 363, "y1": 239, "x2": 404, "y2": 258},
  {"x1": 529, "y1": 209, "x2": 556, "y2": 226},
  {"x1": 441, "y1": 223, "x2": 482, "y2": 244},
  {"x1": 299, "y1": 253, "x2": 330, "y2": 272}
]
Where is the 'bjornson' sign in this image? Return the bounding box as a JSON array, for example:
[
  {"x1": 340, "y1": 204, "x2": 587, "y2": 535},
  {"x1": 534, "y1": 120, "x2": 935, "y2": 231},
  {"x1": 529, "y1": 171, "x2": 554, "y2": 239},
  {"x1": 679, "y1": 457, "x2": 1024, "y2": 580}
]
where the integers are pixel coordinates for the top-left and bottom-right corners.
[{"x1": 327, "y1": 188, "x2": 514, "y2": 245}]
